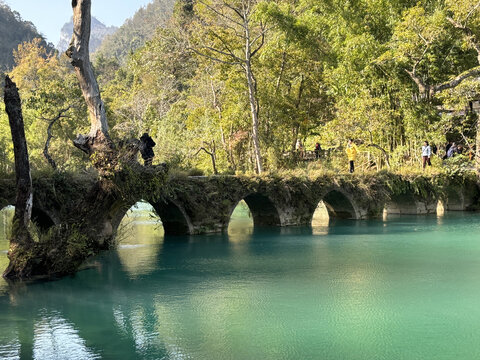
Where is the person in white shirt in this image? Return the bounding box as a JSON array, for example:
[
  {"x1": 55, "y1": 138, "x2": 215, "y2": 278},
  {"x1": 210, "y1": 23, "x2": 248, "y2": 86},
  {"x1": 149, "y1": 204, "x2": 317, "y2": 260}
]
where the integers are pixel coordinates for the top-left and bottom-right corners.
[{"x1": 421, "y1": 141, "x2": 431, "y2": 169}]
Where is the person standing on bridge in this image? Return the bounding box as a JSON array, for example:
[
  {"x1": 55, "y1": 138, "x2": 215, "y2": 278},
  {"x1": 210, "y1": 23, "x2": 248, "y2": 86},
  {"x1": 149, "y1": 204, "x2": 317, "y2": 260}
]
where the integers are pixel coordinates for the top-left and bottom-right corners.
[
  {"x1": 421, "y1": 140, "x2": 432, "y2": 170},
  {"x1": 314, "y1": 142, "x2": 322, "y2": 160},
  {"x1": 139, "y1": 132, "x2": 156, "y2": 166},
  {"x1": 346, "y1": 139, "x2": 358, "y2": 173}
]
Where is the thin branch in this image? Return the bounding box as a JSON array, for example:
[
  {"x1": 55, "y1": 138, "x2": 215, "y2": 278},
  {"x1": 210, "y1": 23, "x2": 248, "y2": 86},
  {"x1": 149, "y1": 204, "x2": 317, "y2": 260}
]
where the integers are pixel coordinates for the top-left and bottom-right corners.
[
  {"x1": 250, "y1": 29, "x2": 266, "y2": 58},
  {"x1": 465, "y1": 1, "x2": 480, "y2": 23},
  {"x1": 203, "y1": 45, "x2": 243, "y2": 60},
  {"x1": 367, "y1": 143, "x2": 391, "y2": 168},
  {"x1": 223, "y1": 1, "x2": 245, "y2": 20},
  {"x1": 40, "y1": 106, "x2": 72, "y2": 170},
  {"x1": 194, "y1": 147, "x2": 213, "y2": 157},
  {"x1": 198, "y1": 0, "x2": 245, "y2": 28},
  {"x1": 447, "y1": 16, "x2": 480, "y2": 63},
  {"x1": 209, "y1": 32, "x2": 243, "y2": 61},
  {"x1": 433, "y1": 66, "x2": 480, "y2": 94},
  {"x1": 404, "y1": 44, "x2": 431, "y2": 96},
  {"x1": 188, "y1": 47, "x2": 243, "y2": 65}
]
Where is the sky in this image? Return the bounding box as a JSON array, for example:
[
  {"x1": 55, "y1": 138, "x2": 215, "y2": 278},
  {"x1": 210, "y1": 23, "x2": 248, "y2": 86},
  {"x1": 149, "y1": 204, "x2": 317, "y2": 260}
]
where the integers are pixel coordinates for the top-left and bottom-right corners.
[{"x1": 4, "y1": 0, "x2": 153, "y2": 45}]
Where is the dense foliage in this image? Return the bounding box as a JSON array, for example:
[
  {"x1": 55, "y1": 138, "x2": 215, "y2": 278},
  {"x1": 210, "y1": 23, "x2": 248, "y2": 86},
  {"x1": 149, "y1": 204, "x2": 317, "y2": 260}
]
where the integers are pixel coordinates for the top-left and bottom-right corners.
[{"x1": 2, "y1": 0, "x2": 480, "y2": 175}]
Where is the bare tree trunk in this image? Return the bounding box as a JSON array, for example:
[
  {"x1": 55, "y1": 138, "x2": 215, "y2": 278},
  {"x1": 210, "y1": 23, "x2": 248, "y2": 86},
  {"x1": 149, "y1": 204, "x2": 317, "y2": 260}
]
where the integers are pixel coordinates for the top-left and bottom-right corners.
[
  {"x1": 3, "y1": 76, "x2": 33, "y2": 278},
  {"x1": 211, "y1": 80, "x2": 235, "y2": 170},
  {"x1": 194, "y1": 143, "x2": 218, "y2": 174},
  {"x1": 41, "y1": 107, "x2": 72, "y2": 170},
  {"x1": 66, "y1": 0, "x2": 110, "y2": 154},
  {"x1": 245, "y1": 37, "x2": 263, "y2": 174},
  {"x1": 4, "y1": 76, "x2": 33, "y2": 243},
  {"x1": 43, "y1": 119, "x2": 57, "y2": 170}
]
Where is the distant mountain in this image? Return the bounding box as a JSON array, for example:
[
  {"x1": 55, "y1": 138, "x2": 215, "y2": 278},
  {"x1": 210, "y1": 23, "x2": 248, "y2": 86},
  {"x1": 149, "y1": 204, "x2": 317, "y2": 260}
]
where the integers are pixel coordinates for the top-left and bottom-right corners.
[
  {"x1": 94, "y1": 0, "x2": 175, "y2": 64},
  {"x1": 0, "y1": 2, "x2": 53, "y2": 71},
  {"x1": 57, "y1": 16, "x2": 118, "y2": 54}
]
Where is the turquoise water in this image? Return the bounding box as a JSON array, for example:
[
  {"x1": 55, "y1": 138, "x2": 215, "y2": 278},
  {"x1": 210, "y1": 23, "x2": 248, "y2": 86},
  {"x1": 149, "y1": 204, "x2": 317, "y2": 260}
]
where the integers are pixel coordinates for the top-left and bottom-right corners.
[{"x1": 1, "y1": 207, "x2": 480, "y2": 359}]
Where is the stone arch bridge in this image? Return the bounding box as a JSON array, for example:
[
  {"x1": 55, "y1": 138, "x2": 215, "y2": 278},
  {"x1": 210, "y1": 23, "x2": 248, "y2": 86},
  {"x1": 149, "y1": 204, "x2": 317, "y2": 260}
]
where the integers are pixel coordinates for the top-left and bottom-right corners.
[{"x1": 1, "y1": 172, "x2": 478, "y2": 237}]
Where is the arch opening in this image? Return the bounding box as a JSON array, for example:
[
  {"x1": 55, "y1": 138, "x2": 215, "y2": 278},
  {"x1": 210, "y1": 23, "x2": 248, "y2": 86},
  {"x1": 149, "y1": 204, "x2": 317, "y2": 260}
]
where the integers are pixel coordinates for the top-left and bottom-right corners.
[
  {"x1": 118, "y1": 201, "x2": 164, "y2": 237},
  {"x1": 321, "y1": 190, "x2": 357, "y2": 219},
  {"x1": 228, "y1": 200, "x2": 254, "y2": 239},
  {"x1": 0, "y1": 205, "x2": 55, "y2": 234},
  {"x1": 436, "y1": 200, "x2": 445, "y2": 216},
  {"x1": 31, "y1": 207, "x2": 56, "y2": 231},
  {"x1": 116, "y1": 201, "x2": 164, "y2": 277},
  {"x1": 233, "y1": 194, "x2": 281, "y2": 228},
  {"x1": 442, "y1": 189, "x2": 465, "y2": 211},
  {"x1": 151, "y1": 200, "x2": 191, "y2": 235},
  {"x1": 384, "y1": 193, "x2": 418, "y2": 215},
  {"x1": 311, "y1": 201, "x2": 330, "y2": 235}
]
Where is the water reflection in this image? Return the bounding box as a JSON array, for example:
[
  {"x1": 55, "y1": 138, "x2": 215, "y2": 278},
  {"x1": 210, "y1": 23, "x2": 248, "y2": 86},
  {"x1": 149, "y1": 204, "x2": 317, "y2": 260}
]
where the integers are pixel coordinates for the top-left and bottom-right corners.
[
  {"x1": 33, "y1": 311, "x2": 101, "y2": 359},
  {"x1": 1, "y1": 207, "x2": 480, "y2": 359}
]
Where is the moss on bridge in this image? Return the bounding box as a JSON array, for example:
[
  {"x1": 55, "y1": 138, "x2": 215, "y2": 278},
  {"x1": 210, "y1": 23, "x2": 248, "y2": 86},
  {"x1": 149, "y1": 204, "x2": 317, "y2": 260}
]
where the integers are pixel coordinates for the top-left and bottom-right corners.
[{"x1": 0, "y1": 168, "x2": 478, "y2": 280}]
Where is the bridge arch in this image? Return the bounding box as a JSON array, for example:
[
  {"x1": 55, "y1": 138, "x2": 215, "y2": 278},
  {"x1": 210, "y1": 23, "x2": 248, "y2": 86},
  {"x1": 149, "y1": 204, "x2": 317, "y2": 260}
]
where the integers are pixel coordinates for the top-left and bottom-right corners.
[
  {"x1": 110, "y1": 198, "x2": 193, "y2": 236},
  {"x1": 0, "y1": 204, "x2": 57, "y2": 231},
  {"x1": 228, "y1": 193, "x2": 281, "y2": 228},
  {"x1": 150, "y1": 199, "x2": 193, "y2": 235},
  {"x1": 312, "y1": 189, "x2": 360, "y2": 221},
  {"x1": 384, "y1": 192, "x2": 420, "y2": 215},
  {"x1": 31, "y1": 207, "x2": 57, "y2": 231},
  {"x1": 441, "y1": 188, "x2": 465, "y2": 211}
]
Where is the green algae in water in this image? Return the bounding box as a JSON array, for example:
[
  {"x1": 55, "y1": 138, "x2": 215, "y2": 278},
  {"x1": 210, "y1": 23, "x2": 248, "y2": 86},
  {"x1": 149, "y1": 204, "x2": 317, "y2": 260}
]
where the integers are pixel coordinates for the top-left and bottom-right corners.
[{"x1": 1, "y1": 208, "x2": 480, "y2": 359}]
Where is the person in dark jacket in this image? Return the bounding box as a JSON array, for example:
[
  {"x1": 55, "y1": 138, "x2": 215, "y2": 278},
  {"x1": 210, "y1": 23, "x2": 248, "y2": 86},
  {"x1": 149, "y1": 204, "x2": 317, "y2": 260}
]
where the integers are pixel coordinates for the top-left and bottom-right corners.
[
  {"x1": 314, "y1": 142, "x2": 322, "y2": 159},
  {"x1": 139, "y1": 133, "x2": 156, "y2": 166}
]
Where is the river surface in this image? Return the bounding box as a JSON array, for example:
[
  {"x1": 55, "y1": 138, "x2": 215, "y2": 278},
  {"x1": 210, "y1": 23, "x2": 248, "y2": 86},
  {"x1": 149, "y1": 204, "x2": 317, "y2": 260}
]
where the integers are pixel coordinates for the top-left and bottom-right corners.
[{"x1": 1, "y1": 205, "x2": 480, "y2": 359}]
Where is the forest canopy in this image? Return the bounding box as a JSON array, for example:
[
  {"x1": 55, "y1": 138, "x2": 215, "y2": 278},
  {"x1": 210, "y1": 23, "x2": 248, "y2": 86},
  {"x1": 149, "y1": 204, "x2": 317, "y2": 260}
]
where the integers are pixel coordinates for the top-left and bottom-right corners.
[{"x1": 1, "y1": 0, "x2": 480, "y2": 175}]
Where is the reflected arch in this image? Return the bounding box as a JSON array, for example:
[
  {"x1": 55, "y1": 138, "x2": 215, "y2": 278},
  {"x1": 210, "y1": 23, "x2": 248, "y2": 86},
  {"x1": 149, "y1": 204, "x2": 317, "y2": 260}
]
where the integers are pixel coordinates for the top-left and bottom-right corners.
[{"x1": 229, "y1": 193, "x2": 281, "y2": 229}]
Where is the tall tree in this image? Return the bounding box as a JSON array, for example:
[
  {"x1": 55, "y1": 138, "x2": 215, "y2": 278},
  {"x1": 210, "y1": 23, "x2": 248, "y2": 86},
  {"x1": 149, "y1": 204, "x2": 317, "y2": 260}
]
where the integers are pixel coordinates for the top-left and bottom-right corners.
[
  {"x1": 191, "y1": 0, "x2": 268, "y2": 173},
  {"x1": 66, "y1": 0, "x2": 110, "y2": 155},
  {"x1": 3, "y1": 75, "x2": 33, "y2": 278}
]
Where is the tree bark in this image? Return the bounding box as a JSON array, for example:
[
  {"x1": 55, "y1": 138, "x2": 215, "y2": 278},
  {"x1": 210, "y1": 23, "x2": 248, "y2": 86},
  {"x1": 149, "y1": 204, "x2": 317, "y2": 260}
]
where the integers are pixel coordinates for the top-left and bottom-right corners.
[
  {"x1": 244, "y1": 18, "x2": 263, "y2": 173},
  {"x1": 66, "y1": 0, "x2": 110, "y2": 153},
  {"x1": 194, "y1": 145, "x2": 218, "y2": 174},
  {"x1": 43, "y1": 118, "x2": 57, "y2": 170},
  {"x1": 3, "y1": 76, "x2": 33, "y2": 247},
  {"x1": 245, "y1": 61, "x2": 263, "y2": 174}
]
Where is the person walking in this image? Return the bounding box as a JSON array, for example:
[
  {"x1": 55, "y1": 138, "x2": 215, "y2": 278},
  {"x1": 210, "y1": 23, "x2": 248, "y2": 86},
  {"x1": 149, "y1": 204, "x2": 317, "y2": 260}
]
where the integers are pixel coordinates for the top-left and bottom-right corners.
[
  {"x1": 345, "y1": 139, "x2": 358, "y2": 173},
  {"x1": 314, "y1": 142, "x2": 322, "y2": 160},
  {"x1": 296, "y1": 139, "x2": 305, "y2": 159},
  {"x1": 443, "y1": 141, "x2": 452, "y2": 160},
  {"x1": 422, "y1": 141, "x2": 431, "y2": 170},
  {"x1": 447, "y1": 142, "x2": 457, "y2": 158},
  {"x1": 139, "y1": 132, "x2": 156, "y2": 166}
]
